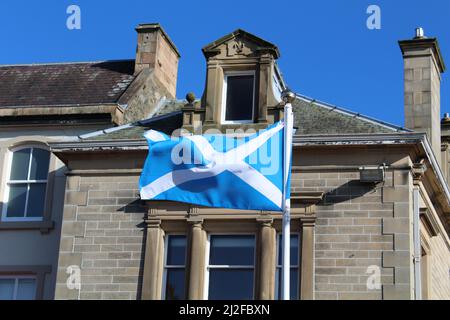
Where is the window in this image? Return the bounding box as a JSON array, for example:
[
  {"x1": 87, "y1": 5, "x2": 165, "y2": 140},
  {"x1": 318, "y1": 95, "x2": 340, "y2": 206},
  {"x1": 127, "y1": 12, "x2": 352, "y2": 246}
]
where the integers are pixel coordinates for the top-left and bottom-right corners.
[
  {"x1": 0, "y1": 276, "x2": 36, "y2": 300},
  {"x1": 205, "y1": 235, "x2": 255, "y2": 300},
  {"x1": 221, "y1": 71, "x2": 255, "y2": 123},
  {"x1": 275, "y1": 233, "x2": 299, "y2": 300},
  {"x1": 3, "y1": 147, "x2": 50, "y2": 221},
  {"x1": 163, "y1": 235, "x2": 187, "y2": 300}
]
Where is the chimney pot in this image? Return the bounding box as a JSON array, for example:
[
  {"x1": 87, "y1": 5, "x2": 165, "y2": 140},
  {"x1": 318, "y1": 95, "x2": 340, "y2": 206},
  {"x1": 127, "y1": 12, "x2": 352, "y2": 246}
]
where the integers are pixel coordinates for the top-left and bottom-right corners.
[{"x1": 415, "y1": 27, "x2": 425, "y2": 39}]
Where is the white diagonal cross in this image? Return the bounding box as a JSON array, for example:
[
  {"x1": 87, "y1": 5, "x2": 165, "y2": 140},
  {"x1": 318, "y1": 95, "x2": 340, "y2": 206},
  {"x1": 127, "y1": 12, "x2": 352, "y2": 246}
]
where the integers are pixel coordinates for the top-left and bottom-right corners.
[{"x1": 140, "y1": 122, "x2": 284, "y2": 208}]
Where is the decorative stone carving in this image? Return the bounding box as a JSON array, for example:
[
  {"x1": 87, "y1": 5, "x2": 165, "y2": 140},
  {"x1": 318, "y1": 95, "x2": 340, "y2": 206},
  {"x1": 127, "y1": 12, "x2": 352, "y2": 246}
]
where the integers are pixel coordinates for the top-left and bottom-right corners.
[
  {"x1": 412, "y1": 159, "x2": 427, "y2": 183},
  {"x1": 227, "y1": 39, "x2": 252, "y2": 57}
]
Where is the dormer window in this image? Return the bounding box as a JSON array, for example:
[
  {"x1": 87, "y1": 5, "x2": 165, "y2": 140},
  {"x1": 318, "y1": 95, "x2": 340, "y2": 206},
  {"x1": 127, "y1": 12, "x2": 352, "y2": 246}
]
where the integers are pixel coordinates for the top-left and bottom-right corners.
[
  {"x1": 183, "y1": 29, "x2": 282, "y2": 132},
  {"x1": 221, "y1": 71, "x2": 255, "y2": 124}
]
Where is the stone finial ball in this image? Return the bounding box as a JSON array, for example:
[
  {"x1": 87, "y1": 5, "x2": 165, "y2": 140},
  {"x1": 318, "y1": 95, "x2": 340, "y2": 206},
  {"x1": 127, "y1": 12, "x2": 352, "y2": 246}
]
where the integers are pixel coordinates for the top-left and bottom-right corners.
[
  {"x1": 281, "y1": 89, "x2": 296, "y2": 103},
  {"x1": 186, "y1": 92, "x2": 196, "y2": 104}
]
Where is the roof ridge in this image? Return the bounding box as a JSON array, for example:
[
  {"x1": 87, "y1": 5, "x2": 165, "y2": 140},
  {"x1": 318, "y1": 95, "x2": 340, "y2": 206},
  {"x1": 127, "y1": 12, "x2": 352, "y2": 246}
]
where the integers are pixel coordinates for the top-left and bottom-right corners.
[{"x1": 295, "y1": 93, "x2": 411, "y2": 133}]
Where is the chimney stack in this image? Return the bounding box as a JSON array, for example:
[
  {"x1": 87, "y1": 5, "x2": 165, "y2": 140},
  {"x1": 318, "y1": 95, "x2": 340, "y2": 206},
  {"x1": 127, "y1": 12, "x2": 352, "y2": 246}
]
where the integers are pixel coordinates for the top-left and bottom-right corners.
[
  {"x1": 399, "y1": 28, "x2": 446, "y2": 160},
  {"x1": 135, "y1": 23, "x2": 180, "y2": 98}
]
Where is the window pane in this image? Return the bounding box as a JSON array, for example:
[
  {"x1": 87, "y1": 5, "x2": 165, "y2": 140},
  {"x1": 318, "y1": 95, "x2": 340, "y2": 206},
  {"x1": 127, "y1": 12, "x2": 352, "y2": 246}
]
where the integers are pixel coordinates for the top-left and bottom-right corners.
[
  {"x1": 27, "y1": 184, "x2": 46, "y2": 218},
  {"x1": 29, "y1": 149, "x2": 50, "y2": 180},
  {"x1": 10, "y1": 148, "x2": 31, "y2": 180},
  {"x1": 165, "y1": 269, "x2": 185, "y2": 300},
  {"x1": 16, "y1": 279, "x2": 36, "y2": 300},
  {"x1": 277, "y1": 234, "x2": 299, "y2": 265},
  {"x1": 225, "y1": 75, "x2": 254, "y2": 121},
  {"x1": 210, "y1": 235, "x2": 255, "y2": 266},
  {"x1": 166, "y1": 235, "x2": 186, "y2": 265},
  {"x1": 0, "y1": 279, "x2": 15, "y2": 300},
  {"x1": 275, "y1": 268, "x2": 298, "y2": 300},
  {"x1": 6, "y1": 184, "x2": 27, "y2": 218},
  {"x1": 209, "y1": 269, "x2": 253, "y2": 300}
]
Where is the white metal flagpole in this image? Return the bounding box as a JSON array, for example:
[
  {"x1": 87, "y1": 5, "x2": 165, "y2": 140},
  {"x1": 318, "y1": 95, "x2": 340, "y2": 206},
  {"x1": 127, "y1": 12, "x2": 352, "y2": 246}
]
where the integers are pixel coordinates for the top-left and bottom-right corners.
[{"x1": 281, "y1": 90, "x2": 295, "y2": 300}]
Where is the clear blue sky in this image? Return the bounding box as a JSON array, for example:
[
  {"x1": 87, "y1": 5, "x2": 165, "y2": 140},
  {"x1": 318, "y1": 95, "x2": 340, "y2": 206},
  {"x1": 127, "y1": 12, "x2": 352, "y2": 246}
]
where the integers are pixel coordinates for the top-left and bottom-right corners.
[{"x1": 1, "y1": 0, "x2": 449, "y2": 126}]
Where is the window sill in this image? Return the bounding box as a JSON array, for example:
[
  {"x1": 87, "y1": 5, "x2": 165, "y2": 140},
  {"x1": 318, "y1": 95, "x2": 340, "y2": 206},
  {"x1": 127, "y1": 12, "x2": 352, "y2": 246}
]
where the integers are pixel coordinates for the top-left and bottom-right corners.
[{"x1": 0, "y1": 220, "x2": 55, "y2": 233}]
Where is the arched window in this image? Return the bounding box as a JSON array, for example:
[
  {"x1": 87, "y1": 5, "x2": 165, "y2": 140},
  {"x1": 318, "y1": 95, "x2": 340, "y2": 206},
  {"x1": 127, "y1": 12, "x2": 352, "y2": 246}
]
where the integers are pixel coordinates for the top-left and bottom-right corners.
[{"x1": 2, "y1": 146, "x2": 50, "y2": 221}]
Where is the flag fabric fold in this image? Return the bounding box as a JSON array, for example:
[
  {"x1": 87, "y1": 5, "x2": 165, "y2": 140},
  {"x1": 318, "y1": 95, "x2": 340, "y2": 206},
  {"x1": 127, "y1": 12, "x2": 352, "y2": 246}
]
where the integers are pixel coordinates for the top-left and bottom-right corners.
[{"x1": 139, "y1": 121, "x2": 290, "y2": 212}]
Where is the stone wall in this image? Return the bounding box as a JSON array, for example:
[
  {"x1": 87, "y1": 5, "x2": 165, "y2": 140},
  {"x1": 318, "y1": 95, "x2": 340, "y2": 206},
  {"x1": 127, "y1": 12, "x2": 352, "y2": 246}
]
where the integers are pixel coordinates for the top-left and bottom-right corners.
[
  {"x1": 55, "y1": 173, "x2": 146, "y2": 300},
  {"x1": 429, "y1": 230, "x2": 450, "y2": 299},
  {"x1": 293, "y1": 168, "x2": 414, "y2": 300}
]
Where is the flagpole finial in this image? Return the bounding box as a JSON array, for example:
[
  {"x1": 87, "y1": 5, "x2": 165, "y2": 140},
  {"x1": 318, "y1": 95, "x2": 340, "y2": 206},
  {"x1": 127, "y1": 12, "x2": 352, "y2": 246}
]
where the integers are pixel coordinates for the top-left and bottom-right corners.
[{"x1": 281, "y1": 89, "x2": 295, "y2": 104}]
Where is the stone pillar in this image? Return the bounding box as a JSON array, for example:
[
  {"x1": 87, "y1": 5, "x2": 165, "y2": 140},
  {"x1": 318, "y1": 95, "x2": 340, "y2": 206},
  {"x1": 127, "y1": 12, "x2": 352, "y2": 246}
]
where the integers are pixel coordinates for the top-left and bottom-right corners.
[
  {"x1": 187, "y1": 219, "x2": 207, "y2": 300},
  {"x1": 256, "y1": 217, "x2": 276, "y2": 300},
  {"x1": 300, "y1": 218, "x2": 315, "y2": 300},
  {"x1": 203, "y1": 63, "x2": 221, "y2": 126},
  {"x1": 141, "y1": 218, "x2": 165, "y2": 300}
]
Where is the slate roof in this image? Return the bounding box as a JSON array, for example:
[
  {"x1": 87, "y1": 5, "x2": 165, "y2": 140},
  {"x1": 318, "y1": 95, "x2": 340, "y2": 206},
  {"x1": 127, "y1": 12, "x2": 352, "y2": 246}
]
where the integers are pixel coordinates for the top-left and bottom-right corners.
[
  {"x1": 293, "y1": 95, "x2": 408, "y2": 134},
  {"x1": 0, "y1": 60, "x2": 136, "y2": 108},
  {"x1": 80, "y1": 94, "x2": 407, "y2": 141}
]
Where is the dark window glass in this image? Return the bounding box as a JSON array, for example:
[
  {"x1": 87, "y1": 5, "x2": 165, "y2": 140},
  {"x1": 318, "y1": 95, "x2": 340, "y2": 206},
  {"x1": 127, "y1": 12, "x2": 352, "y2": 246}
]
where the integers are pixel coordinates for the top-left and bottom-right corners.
[
  {"x1": 6, "y1": 184, "x2": 27, "y2": 218},
  {"x1": 165, "y1": 269, "x2": 185, "y2": 300},
  {"x1": 10, "y1": 148, "x2": 31, "y2": 180},
  {"x1": 209, "y1": 235, "x2": 255, "y2": 266},
  {"x1": 208, "y1": 235, "x2": 255, "y2": 300},
  {"x1": 16, "y1": 279, "x2": 36, "y2": 300},
  {"x1": 27, "y1": 184, "x2": 47, "y2": 217},
  {"x1": 0, "y1": 278, "x2": 36, "y2": 300},
  {"x1": 225, "y1": 75, "x2": 254, "y2": 122},
  {"x1": 166, "y1": 235, "x2": 187, "y2": 265},
  {"x1": 29, "y1": 149, "x2": 50, "y2": 180},
  {"x1": 208, "y1": 269, "x2": 254, "y2": 300},
  {"x1": 165, "y1": 235, "x2": 186, "y2": 300},
  {"x1": 0, "y1": 279, "x2": 15, "y2": 300}
]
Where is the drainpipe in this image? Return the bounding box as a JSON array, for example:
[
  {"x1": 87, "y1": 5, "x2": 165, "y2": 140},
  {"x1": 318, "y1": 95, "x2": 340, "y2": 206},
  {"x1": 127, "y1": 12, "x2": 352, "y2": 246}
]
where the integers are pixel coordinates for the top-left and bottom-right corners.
[{"x1": 413, "y1": 187, "x2": 422, "y2": 300}]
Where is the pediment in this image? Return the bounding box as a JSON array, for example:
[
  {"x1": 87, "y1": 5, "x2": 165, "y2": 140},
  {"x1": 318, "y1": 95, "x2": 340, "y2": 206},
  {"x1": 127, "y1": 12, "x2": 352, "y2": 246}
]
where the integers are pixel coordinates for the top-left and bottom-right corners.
[{"x1": 202, "y1": 29, "x2": 280, "y2": 59}]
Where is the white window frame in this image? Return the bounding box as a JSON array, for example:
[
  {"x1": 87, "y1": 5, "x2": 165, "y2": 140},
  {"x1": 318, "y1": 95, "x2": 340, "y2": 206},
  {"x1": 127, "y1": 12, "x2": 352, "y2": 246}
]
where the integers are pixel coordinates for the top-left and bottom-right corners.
[
  {"x1": 220, "y1": 70, "x2": 256, "y2": 124},
  {"x1": 203, "y1": 233, "x2": 256, "y2": 300},
  {"x1": 0, "y1": 275, "x2": 37, "y2": 300},
  {"x1": 275, "y1": 232, "x2": 300, "y2": 300},
  {"x1": 162, "y1": 234, "x2": 187, "y2": 300},
  {"x1": 1, "y1": 145, "x2": 50, "y2": 222}
]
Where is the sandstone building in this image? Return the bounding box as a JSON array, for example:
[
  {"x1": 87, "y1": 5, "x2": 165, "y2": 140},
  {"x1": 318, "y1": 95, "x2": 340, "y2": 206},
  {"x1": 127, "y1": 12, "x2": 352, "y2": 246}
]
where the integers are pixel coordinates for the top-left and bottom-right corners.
[{"x1": 0, "y1": 24, "x2": 449, "y2": 300}]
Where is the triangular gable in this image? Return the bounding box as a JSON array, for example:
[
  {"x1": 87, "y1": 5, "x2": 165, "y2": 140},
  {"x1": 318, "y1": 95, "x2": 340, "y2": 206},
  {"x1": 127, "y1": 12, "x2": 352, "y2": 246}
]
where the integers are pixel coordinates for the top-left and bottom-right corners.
[{"x1": 202, "y1": 29, "x2": 280, "y2": 59}]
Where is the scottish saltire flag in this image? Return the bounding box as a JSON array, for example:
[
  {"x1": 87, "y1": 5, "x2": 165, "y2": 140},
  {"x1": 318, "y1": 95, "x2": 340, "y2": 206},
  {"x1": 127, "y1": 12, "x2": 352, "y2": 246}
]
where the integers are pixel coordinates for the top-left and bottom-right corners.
[{"x1": 139, "y1": 121, "x2": 290, "y2": 211}]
